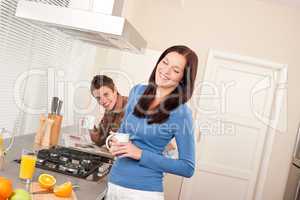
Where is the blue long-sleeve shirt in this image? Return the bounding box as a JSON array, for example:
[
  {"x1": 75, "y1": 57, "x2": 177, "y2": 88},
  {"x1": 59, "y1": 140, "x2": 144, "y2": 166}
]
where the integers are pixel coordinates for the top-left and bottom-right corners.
[{"x1": 108, "y1": 84, "x2": 195, "y2": 192}]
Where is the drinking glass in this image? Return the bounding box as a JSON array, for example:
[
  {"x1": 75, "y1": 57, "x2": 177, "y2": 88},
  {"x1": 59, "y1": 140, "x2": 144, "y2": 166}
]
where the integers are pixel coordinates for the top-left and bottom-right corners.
[{"x1": 19, "y1": 149, "x2": 37, "y2": 184}]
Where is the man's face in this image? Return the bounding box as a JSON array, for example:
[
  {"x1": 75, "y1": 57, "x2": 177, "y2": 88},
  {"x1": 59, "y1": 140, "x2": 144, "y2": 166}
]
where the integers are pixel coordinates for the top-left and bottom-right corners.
[{"x1": 92, "y1": 86, "x2": 118, "y2": 111}]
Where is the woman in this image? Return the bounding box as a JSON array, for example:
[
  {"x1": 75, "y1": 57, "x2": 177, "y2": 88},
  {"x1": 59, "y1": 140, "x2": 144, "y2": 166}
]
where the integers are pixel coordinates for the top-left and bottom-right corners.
[
  {"x1": 89, "y1": 75, "x2": 128, "y2": 146},
  {"x1": 106, "y1": 45, "x2": 198, "y2": 200}
]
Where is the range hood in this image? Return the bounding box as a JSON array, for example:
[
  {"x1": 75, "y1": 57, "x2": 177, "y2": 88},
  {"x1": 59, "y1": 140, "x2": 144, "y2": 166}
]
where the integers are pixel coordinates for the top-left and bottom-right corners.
[{"x1": 15, "y1": 0, "x2": 147, "y2": 53}]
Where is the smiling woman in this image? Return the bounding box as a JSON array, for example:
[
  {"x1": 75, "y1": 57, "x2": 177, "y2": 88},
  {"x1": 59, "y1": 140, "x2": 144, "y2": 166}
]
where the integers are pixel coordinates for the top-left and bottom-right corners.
[
  {"x1": 133, "y1": 45, "x2": 198, "y2": 124},
  {"x1": 106, "y1": 45, "x2": 198, "y2": 200}
]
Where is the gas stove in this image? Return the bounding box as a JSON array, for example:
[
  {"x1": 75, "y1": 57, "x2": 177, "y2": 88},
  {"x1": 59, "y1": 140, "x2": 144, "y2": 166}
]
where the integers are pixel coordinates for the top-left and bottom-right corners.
[{"x1": 16, "y1": 146, "x2": 113, "y2": 181}]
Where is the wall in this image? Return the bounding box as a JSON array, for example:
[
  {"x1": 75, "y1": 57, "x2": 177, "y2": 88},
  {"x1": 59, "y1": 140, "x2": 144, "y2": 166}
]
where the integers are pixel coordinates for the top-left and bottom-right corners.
[{"x1": 93, "y1": 0, "x2": 300, "y2": 199}]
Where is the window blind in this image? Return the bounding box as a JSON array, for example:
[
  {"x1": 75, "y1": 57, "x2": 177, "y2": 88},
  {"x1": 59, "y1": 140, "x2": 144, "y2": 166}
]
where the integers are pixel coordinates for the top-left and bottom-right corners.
[
  {"x1": 25, "y1": 0, "x2": 70, "y2": 7},
  {"x1": 0, "y1": 0, "x2": 74, "y2": 136}
]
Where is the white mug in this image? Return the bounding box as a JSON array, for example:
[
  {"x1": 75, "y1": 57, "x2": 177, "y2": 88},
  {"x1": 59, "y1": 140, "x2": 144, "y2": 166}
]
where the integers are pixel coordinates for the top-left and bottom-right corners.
[
  {"x1": 105, "y1": 132, "x2": 130, "y2": 149},
  {"x1": 80, "y1": 115, "x2": 96, "y2": 130}
]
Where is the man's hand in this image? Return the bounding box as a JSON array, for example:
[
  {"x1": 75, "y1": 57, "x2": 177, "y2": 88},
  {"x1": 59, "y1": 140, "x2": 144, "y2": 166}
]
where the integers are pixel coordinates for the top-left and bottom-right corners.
[{"x1": 89, "y1": 129, "x2": 100, "y2": 143}]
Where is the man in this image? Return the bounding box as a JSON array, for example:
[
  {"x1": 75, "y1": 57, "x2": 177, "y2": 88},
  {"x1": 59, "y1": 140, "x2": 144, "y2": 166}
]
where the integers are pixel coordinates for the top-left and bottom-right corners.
[
  {"x1": 89, "y1": 75, "x2": 176, "y2": 153},
  {"x1": 89, "y1": 75, "x2": 128, "y2": 147}
]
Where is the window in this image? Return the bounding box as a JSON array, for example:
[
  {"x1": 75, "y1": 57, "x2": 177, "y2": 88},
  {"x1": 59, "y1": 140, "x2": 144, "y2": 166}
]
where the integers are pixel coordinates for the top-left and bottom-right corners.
[{"x1": 0, "y1": 0, "x2": 97, "y2": 137}]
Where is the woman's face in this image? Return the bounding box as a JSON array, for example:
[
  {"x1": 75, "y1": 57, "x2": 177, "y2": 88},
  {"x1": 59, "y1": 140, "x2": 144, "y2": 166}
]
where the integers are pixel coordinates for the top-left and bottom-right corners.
[
  {"x1": 155, "y1": 52, "x2": 186, "y2": 89},
  {"x1": 92, "y1": 86, "x2": 118, "y2": 111}
]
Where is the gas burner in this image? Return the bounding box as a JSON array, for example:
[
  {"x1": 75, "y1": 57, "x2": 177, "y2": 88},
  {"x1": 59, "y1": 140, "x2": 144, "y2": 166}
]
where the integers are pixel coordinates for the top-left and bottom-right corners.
[
  {"x1": 27, "y1": 146, "x2": 113, "y2": 181},
  {"x1": 45, "y1": 161, "x2": 57, "y2": 169},
  {"x1": 61, "y1": 152, "x2": 72, "y2": 159},
  {"x1": 81, "y1": 159, "x2": 92, "y2": 166},
  {"x1": 64, "y1": 162, "x2": 81, "y2": 175},
  {"x1": 66, "y1": 167, "x2": 78, "y2": 175},
  {"x1": 65, "y1": 162, "x2": 79, "y2": 169},
  {"x1": 50, "y1": 152, "x2": 58, "y2": 156},
  {"x1": 59, "y1": 156, "x2": 69, "y2": 163},
  {"x1": 71, "y1": 159, "x2": 80, "y2": 165},
  {"x1": 36, "y1": 158, "x2": 45, "y2": 165},
  {"x1": 50, "y1": 152, "x2": 59, "y2": 159},
  {"x1": 37, "y1": 149, "x2": 49, "y2": 159},
  {"x1": 59, "y1": 165, "x2": 68, "y2": 172}
]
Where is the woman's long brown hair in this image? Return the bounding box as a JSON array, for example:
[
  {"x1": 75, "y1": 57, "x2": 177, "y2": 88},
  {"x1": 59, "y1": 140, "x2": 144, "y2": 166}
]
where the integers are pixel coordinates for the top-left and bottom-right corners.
[{"x1": 133, "y1": 45, "x2": 198, "y2": 124}]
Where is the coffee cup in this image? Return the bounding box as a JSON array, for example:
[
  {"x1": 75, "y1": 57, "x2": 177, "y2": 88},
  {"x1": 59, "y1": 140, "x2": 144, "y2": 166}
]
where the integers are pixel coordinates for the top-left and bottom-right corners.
[{"x1": 105, "y1": 132, "x2": 130, "y2": 149}]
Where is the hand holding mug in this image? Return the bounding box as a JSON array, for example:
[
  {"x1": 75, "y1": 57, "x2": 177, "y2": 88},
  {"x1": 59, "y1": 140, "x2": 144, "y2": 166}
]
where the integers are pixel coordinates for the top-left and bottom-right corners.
[
  {"x1": 106, "y1": 133, "x2": 142, "y2": 160},
  {"x1": 105, "y1": 132, "x2": 130, "y2": 149}
]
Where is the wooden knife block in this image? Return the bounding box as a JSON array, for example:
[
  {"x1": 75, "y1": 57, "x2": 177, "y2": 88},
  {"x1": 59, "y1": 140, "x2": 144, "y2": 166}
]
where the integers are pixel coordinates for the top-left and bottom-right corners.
[{"x1": 48, "y1": 114, "x2": 63, "y2": 147}]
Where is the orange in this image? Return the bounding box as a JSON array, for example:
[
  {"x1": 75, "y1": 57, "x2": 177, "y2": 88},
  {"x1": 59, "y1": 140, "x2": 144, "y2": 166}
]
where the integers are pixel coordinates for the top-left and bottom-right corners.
[
  {"x1": 53, "y1": 182, "x2": 72, "y2": 198},
  {"x1": 0, "y1": 176, "x2": 6, "y2": 200},
  {"x1": 0, "y1": 177, "x2": 12, "y2": 198},
  {"x1": 38, "y1": 174, "x2": 56, "y2": 189}
]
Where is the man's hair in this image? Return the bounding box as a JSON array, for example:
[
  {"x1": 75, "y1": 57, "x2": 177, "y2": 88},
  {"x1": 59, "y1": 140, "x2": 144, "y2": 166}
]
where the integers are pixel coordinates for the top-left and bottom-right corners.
[{"x1": 90, "y1": 75, "x2": 115, "y2": 94}]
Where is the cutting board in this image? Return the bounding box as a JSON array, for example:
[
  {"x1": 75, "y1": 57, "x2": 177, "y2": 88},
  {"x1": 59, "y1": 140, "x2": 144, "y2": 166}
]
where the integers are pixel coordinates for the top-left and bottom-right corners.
[{"x1": 30, "y1": 182, "x2": 77, "y2": 200}]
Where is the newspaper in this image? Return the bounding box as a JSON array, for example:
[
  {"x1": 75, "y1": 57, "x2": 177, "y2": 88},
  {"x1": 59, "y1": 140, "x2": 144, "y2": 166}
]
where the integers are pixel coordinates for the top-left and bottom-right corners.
[{"x1": 61, "y1": 132, "x2": 113, "y2": 159}]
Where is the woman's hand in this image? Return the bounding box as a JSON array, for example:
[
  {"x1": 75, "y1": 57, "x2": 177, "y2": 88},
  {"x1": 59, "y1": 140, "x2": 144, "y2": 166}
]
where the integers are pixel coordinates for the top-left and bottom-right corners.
[{"x1": 110, "y1": 140, "x2": 142, "y2": 160}]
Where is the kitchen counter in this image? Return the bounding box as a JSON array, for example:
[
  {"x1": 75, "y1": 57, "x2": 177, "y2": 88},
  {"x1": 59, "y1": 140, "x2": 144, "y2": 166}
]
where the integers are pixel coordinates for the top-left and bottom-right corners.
[{"x1": 0, "y1": 133, "x2": 107, "y2": 200}]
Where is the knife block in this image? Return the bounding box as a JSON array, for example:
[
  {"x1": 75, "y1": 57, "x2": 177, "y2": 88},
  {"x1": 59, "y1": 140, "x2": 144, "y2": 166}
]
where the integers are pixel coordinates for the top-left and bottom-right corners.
[
  {"x1": 40, "y1": 118, "x2": 54, "y2": 149},
  {"x1": 48, "y1": 114, "x2": 63, "y2": 147}
]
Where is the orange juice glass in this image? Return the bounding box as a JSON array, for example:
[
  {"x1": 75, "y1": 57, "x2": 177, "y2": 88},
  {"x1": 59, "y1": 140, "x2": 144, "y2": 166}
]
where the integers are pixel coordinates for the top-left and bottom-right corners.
[{"x1": 19, "y1": 154, "x2": 37, "y2": 181}]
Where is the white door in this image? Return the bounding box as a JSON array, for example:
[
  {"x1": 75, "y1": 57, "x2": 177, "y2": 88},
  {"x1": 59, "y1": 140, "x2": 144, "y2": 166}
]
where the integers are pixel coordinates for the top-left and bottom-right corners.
[{"x1": 180, "y1": 50, "x2": 287, "y2": 200}]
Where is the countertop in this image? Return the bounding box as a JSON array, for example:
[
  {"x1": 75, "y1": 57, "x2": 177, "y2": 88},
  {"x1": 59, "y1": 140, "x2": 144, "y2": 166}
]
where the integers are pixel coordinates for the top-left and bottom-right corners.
[{"x1": 0, "y1": 132, "x2": 107, "y2": 200}]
